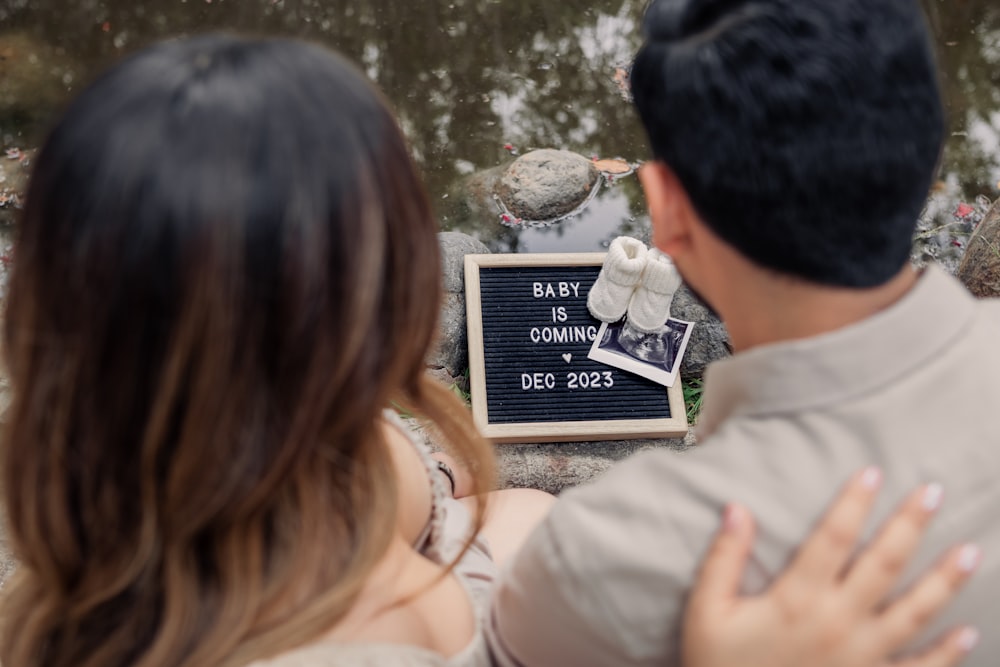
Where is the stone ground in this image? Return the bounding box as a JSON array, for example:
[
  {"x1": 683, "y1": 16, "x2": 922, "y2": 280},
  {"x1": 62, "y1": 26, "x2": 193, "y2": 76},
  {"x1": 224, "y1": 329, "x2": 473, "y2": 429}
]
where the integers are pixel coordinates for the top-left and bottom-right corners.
[{"x1": 495, "y1": 433, "x2": 695, "y2": 494}]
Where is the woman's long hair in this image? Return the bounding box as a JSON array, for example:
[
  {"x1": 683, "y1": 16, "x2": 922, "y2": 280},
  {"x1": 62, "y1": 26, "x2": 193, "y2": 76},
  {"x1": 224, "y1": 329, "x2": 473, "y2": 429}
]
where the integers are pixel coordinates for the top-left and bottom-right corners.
[{"x1": 0, "y1": 35, "x2": 494, "y2": 667}]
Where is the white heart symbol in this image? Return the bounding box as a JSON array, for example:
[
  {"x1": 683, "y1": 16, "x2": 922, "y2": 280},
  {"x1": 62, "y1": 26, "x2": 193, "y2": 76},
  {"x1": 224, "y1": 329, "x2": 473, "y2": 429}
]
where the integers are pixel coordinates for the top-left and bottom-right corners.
[{"x1": 562, "y1": 353, "x2": 572, "y2": 363}]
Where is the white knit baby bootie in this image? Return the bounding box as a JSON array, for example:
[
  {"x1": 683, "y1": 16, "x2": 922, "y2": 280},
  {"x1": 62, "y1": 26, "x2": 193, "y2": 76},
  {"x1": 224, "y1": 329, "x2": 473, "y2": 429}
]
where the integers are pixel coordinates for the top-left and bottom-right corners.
[
  {"x1": 587, "y1": 236, "x2": 648, "y2": 322},
  {"x1": 626, "y1": 248, "x2": 682, "y2": 333}
]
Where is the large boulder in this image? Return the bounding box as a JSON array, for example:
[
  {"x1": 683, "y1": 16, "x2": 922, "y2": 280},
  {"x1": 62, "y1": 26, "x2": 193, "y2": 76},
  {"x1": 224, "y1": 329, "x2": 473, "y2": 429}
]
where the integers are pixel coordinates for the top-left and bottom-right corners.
[
  {"x1": 428, "y1": 231, "x2": 490, "y2": 376},
  {"x1": 957, "y1": 198, "x2": 1000, "y2": 298},
  {"x1": 497, "y1": 149, "x2": 599, "y2": 222},
  {"x1": 671, "y1": 284, "x2": 731, "y2": 378}
]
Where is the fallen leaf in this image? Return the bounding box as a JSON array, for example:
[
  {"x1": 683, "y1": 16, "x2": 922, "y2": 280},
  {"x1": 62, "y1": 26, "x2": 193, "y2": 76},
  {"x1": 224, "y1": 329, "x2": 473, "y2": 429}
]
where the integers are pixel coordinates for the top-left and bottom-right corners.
[
  {"x1": 593, "y1": 158, "x2": 632, "y2": 174},
  {"x1": 612, "y1": 66, "x2": 631, "y2": 99}
]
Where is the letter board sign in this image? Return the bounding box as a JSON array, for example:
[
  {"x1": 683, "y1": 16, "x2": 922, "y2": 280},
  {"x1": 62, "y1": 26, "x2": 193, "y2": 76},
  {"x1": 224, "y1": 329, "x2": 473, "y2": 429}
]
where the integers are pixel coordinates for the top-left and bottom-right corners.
[{"x1": 464, "y1": 253, "x2": 688, "y2": 444}]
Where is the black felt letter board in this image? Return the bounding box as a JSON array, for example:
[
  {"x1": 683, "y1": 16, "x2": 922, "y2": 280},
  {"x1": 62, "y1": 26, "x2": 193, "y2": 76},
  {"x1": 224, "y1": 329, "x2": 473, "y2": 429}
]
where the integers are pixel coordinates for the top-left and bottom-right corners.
[{"x1": 465, "y1": 253, "x2": 687, "y2": 444}]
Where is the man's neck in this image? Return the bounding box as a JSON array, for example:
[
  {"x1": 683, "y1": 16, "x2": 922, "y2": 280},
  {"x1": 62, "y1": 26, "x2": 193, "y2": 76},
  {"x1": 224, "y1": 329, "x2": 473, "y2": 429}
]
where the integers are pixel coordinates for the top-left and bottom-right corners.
[{"x1": 720, "y1": 266, "x2": 920, "y2": 353}]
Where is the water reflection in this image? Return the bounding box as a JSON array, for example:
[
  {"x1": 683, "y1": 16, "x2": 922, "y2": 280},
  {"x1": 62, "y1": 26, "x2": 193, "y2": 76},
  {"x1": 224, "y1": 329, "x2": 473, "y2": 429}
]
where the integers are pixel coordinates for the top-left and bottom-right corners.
[
  {"x1": 925, "y1": 0, "x2": 1000, "y2": 195},
  {"x1": 513, "y1": 185, "x2": 648, "y2": 253},
  {"x1": 1, "y1": 0, "x2": 998, "y2": 254}
]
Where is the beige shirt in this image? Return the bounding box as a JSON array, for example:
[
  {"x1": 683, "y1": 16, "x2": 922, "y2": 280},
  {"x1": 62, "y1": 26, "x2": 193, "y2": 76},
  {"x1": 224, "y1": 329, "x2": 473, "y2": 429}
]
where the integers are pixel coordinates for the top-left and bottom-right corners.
[{"x1": 487, "y1": 266, "x2": 1000, "y2": 667}]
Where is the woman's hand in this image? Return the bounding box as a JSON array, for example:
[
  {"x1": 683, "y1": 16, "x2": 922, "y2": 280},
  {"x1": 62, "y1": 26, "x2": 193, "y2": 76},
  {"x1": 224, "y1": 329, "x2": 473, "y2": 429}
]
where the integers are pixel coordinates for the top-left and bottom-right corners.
[{"x1": 683, "y1": 468, "x2": 981, "y2": 667}]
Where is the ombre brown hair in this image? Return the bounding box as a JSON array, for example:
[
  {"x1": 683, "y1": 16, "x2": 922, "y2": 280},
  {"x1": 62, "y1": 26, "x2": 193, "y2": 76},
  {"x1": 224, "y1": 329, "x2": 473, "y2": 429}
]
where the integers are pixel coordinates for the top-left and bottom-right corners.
[{"x1": 0, "y1": 34, "x2": 494, "y2": 667}]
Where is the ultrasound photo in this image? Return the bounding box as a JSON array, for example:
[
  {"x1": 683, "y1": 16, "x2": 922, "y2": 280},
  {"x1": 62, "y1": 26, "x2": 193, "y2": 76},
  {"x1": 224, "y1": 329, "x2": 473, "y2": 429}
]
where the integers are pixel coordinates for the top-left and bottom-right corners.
[{"x1": 587, "y1": 317, "x2": 694, "y2": 387}]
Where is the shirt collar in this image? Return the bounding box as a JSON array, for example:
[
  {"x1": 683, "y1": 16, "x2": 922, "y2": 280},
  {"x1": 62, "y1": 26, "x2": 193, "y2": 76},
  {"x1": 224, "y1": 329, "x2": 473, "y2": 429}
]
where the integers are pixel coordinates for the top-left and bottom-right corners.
[{"x1": 696, "y1": 265, "x2": 976, "y2": 438}]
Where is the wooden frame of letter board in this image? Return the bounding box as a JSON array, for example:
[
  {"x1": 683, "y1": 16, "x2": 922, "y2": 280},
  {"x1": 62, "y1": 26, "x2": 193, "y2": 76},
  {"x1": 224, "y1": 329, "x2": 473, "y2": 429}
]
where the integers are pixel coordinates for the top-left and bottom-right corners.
[{"x1": 465, "y1": 253, "x2": 688, "y2": 444}]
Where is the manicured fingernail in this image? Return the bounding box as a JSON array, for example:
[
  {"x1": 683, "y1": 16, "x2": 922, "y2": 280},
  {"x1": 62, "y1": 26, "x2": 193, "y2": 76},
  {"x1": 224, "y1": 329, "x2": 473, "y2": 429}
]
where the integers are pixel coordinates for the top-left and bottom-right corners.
[
  {"x1": 921, "y1": 482, "x2": 944, "y2": 512},
  {"x1": 860, "y1": 466, "x2": 882, "y2": 489},
  {"x1": 957, "y1": 544, "x2": 982, "y2": 573},
  {"x1": 724, "y1": 504, "x2": 746, "y2": 532},
  {"x1": 957, "y1": 626, "x2": 979, "y2": 652}
]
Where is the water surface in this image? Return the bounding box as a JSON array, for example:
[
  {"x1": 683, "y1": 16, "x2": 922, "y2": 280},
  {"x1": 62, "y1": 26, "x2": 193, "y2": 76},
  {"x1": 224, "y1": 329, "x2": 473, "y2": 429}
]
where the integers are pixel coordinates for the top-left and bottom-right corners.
[{"x1": 1, "y1": 0, "x2": 997, "y2": 258}]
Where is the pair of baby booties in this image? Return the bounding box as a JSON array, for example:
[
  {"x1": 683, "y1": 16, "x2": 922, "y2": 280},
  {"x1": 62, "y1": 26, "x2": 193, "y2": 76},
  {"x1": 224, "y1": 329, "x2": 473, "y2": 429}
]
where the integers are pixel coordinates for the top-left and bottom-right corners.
[{"x1": 587, "y1": 237, "x2": 682, "y2": 333}]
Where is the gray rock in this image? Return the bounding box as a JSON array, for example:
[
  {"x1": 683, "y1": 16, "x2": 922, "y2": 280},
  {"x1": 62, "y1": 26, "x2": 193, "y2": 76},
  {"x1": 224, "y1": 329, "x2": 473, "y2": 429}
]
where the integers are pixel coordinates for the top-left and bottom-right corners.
[
  {"x1": 671, "y1": 284, "x2": 731, "y2": 378},
  {"x1": 498, "y1": 149, "x2": 599, "y2": 222},
  {"x1": 431, "y1": 292, "x2": 470, "y2": 375},
  {"x1": 428, "y1": 232, "x2": 490, "y2": 375},
  {"x1": 957, "y1": 198, "x2": 1000, "y2": 298},
  {"x1": 439, "y1": 231, "x2": 489, "y2": 293}
]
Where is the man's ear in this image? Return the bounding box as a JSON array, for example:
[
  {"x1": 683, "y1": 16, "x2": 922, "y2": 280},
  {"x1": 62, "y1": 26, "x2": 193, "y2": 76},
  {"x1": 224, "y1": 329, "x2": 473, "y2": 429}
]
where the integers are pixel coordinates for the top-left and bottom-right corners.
[{"x1": 639, "y1": 161, "x2": 695, "y2": 257}]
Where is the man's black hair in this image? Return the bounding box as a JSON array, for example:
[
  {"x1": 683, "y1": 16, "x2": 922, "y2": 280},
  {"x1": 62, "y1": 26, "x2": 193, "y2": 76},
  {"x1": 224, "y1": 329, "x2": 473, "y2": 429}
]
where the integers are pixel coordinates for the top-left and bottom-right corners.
[{"x1": 631, "y1": 0, "x2": 944, "y2": 287}]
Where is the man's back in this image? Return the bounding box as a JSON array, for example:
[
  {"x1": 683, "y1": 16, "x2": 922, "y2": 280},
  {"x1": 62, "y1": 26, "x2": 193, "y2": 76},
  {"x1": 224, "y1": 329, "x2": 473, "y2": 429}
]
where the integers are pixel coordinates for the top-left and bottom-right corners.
[{"x1": 487, "y1": 267, "x2": 1000, "y2": 666}]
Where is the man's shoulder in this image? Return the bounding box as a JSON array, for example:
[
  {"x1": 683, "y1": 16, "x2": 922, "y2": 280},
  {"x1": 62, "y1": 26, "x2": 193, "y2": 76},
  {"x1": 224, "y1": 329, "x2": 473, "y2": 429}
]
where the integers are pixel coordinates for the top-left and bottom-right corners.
[
  {"x1": 558, "y1": 433, "x2": 784, "y2": 512},
  {"x1": 488, "y1": 447, "x2": 728, "y2": 667},
  {"x1": 544, "y1": 438, "x2": 774, "y2": 571},
  {"x1": 973, "y1": 293, "x2": 1000, "y2": 328},
  {"x1": 545, "y1": 427, "x2": 857, "y2": 581},
  {"x1": 488, "y1": 437, "x2": 810, "y2": 667}
]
